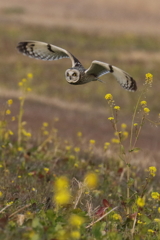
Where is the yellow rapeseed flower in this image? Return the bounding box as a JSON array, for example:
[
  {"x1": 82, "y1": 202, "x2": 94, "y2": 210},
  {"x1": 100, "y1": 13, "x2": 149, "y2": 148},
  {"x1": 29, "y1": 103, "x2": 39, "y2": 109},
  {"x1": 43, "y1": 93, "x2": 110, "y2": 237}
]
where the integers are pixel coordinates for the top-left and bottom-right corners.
[
  {"x1": 22, "y1": 78, "x2": 27, "y2": 82},
  {"x1": 44, "y1": 167, "x2": 50, "y2": 173},
  {"x1": 140, "y1": 100, "x2": 147, "y2": 106},
  {"x1": 27, "y1": 88, "x2": 32, "y2": 92},
  {"x1": 6, "y1": 201, "x2": 13, "y2": 206},
  {"x1": 70, "y1": 230, "x2": 81, "y2": 239},
  {"x1": 149, "y1": 166, "x2": 157, "y2": 177},
  {"x1": 154, "y1": 218, "x2": 160, "y2": 223},
  {"x1": 54, "y1": 190, "x2": 71, "y2": 205},
  {"x1": 134, "y1": 123, "x2": 138, "y2": 127},
  {"x1": 7, "y1": 99, "x2": 13, "y2": 105},
  {"x1": 69, "y1": 214, "x2": 85, "y2": 227},
  {"x1": 27, "y1": 73, "x2": 33, "y2": 78},
  {"x1": 77, "y1": 131, "x2": 82, "y2": 137},
  {"x1": 43, "y1": 130, "x2": 49, "y2": 135},
  {"x1": 6, "y1": 109, "x2": 11, "y2": 115},
  {"x1": 111, "y1": 138, "x2": 120, "y2": 144},
  {"x1": 54, "y1": 176, "x2": 69, "y2": 190},
  {"x1": 148, "y1": 229, "x2": 155, "y2": 233},
  {"x1": 121, "y1": 123, "x2": 127, "y2": 129},
  {"x1": 158, "y1": 207, "x2": 160, "y2": 213},
  {"x1": 151, "y1": 192, "x2": 159, "y2": 200},
  {"x1": 12, "y1": 116, "x2": 16, "y2": 121},
  {"x1": 43, "y1": 122, "x2": 48, "y2": 127},
  {"x1": 18, "y1": 147, "x2": 23, "y2": 152},
  {"x1": 144, "y1": 107, "x2": 150, "y2": 113},
  {"x1": 74, "y1": 147, "x2": 80, "y2": 152},
  {"x1": 108, "y1": 117, "x2": 114, "y2": 121},
  {"x1": 112, "y1": 213, "x2": 122, "y2": 221},
  {"x1": 114, "y1": 106, "x2": 120, "y2": 111},
  {"x1": 84, "y1": 172, "x2": 98, "y2": 189},
  {"x1": 145, "y1": 73, "x2": 153, "y2": 83},
  {"x1": 136, "y1": 197, "x2": 145, "y2": 207},
  {"x1": 65, "y1": 146, "x2": 71, "y2": 151},
  {"x1": 123, "y1": 131, "x2": 128, "y2": 139},
  {"x1": 0, "y1": 191, "x2": 3, "y2": 197},
  {"x1": 89, "y1": 139, "x2": 96, "y2": 144},
  {"x1": 18, "y1": 82, "x2": 23, "y2": 86},
  {"x1": 8, "y1": 130, "x2": 14, "y2": 135},
  {"x1": 105, "y1": 93, "x2": 113, "y2": 100}
]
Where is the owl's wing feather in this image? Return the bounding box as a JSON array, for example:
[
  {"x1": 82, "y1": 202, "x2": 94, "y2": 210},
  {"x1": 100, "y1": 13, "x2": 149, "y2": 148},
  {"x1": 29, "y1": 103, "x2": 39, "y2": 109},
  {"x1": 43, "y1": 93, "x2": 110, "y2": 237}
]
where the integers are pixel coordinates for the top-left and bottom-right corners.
[
  {"x1": 17, "y1": 41, "x2": 81, "y2": 68},
  {"x1": 85, "y1": 60, "x2": 137, "y2": 91}
]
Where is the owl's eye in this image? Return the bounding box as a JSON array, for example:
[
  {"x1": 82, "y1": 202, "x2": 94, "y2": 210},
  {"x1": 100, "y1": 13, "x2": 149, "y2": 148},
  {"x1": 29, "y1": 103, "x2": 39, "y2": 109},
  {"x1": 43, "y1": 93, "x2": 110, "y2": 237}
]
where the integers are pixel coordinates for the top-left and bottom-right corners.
[{"x1": 72, "y1": 72, "x2": 77, "y2": 77}]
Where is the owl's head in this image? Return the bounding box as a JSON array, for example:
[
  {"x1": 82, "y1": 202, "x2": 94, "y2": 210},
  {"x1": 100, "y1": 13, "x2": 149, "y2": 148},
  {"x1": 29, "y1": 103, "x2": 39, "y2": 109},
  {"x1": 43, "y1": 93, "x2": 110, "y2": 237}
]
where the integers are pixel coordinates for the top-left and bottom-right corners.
[{"x1": 65, "y1": 69, "x2": 80, "y2": 84}]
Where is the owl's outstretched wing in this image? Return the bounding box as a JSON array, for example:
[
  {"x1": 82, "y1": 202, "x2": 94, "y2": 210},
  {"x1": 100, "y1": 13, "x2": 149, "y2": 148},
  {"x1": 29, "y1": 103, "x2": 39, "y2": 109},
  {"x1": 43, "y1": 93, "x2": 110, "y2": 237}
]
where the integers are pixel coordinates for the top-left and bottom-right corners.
[
  {"x1": 17, "y1": 41, "x2": 82, "y2": 68},
  {"x1": 85, "y1": 60, "x2": 137, "y2": 91}
]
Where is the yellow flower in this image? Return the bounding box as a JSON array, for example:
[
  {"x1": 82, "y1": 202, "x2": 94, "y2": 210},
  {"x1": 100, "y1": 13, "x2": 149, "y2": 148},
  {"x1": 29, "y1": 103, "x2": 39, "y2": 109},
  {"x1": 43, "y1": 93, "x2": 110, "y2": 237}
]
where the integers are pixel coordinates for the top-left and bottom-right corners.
[
  {"x1": 111, "y1": 138, "x2": 120, "y2": 144},
  {"x1": 89, "y1": 139, "x2": 96, "y2": 144},
  {"x1": 70, "y1": 230, "x2": 81, "y2": 239},
  {"x1": 108, "y1": 117, "x2": 114, "y2": 121},
  {"x1": 114, "y1": 106, "x2": 120, "y2": 111},
  {"x1": 136, "y1": 197, "x2": 145, "y2": 207},
  {"x1": 54, "y1": 190, "x2": 71, "y2": 205},
  {"x1": 8, "y1": 130, "x2": 14, "y2": 135},
  {"x1": 6, "y1": 201, "x2": 13, "y2": 206},
  {"x1": 65, "y1": 146, "x2": 71, "y2": 151},
  {"x1": 22, "y1": 78, "x2": 27, "y2": 82},
  {"x1": 77, "y1": 131, "x2": 82, "y2": 137},
  {"x1": 54, "y1": 176, "x2": 69, "y2": 190},
  {"x1": 112, "y1": 213, "x2": 122, "y2": 221},
  {"x1": 122, "y1": 131, "x2": 128, "y2": 139},
  {"x1": 84, "y1": 172, "x2": 98, "y2": 189},
  {"x1": 149, "y1": 166, "x2": 157, "y2": 177},
  {"x1": 0, "y1": 164, "x2": 3, "y2": 168},
  {"x1": 12, "y1": 116, "x2": 16, "y2": 121},
  {"x1": 140, "y1": 100, "x2": 147, "y2": 106},
  {"x1": 32, "y1": 188, "x2": 36, "y2": 191},
  {"x1": 6, "y1": 109, "x2": 11, "y2": 115},
  {"x1": 43, "y1": 122, "x2": 48, "y2": 127},
  {"x1": 43, "y1": 131, "x2": 49, "y2": 135},
  {"x1": 18, "y1": 147, "x2": 23, "y2": 152},
  {"x1": 74, "y1": 147, "x2": 80, "y2": 152},
  {"x1": 7, "y1": 99, "x2": 13, "y2": 105},
  {"x1": 145, "y1": 73, "x2": 153, "y2": 83},
  {"x1": 27, "y1": 73, "x2": 33, "y2": 78},
  {"x1": 144, "y1": 107, "x2": 150, "y2": 113},
  {"x1": 151, "y1": 192, "x2": 159, "y2": 200},
  {"x1": 104, "y1": 142, "x2": 110, "y2": 150},
  {"x1": 18, "y1": 175, "x2": 21, "y2": 178},
  {"x1": 154, "y1": 218, "x2": 160, "y2": 223},
  {"x1": 121, "y1": 123, "x2": 127, "y2": 129},
  {"x1": 158, "y1": 207, "x2": 160, "y2": 213},
  {"x1": 44, "y1": 167, "x2": 49, "y2": 173},
  {"x1": 69, "y1": 214, "x2": 85, "y2": 227},
  {"x1": 148, "y1": 229, "x2": 155, "y2": 233},
  {"x1": 105, "y1": 93, "x2": 113, "y2": 100},
  {"x1": 134, "y1": 123, "x2": 138, "y2": 126},
  {"x1": 0, "y1": 191, "x2": 3, "y2": 197},
  {"x1": 27, "y1": 88, "x2": 32, "y2": 92},
  {"x1": 137, "y1": 220, "x2": 143, "y2": 224},
  {"x1": 18, "y1": 82, "x2": 23, "y2": 86}
]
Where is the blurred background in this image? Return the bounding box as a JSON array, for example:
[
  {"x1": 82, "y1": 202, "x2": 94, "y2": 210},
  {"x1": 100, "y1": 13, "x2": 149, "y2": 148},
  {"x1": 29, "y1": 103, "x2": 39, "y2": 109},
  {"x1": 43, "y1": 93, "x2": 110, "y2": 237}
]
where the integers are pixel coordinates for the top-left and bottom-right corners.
[{"x1": 0, "y1": 0, "x2": 160, "y2": 151}]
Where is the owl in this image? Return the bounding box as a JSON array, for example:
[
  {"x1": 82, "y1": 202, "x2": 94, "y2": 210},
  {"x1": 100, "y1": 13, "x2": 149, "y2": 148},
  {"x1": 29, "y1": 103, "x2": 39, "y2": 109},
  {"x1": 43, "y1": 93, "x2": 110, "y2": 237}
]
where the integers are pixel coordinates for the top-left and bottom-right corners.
[{"x1": 17, "y1": 41, "x2": 137, "y2": 91}]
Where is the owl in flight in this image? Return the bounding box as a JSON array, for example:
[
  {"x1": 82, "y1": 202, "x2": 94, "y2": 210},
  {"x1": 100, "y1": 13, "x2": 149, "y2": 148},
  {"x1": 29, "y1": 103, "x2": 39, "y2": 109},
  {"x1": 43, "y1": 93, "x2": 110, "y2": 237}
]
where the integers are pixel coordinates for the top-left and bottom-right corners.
[{"x1": 17, "y1": 41, "x2": 137, "y2": 91}]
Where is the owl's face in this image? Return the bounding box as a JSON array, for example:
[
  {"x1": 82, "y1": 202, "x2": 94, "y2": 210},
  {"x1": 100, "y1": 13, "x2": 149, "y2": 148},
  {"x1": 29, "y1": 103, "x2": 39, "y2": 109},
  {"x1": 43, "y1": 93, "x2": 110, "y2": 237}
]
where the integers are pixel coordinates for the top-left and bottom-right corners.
[{"x1": 65, "y1": 69, "x2": 80, "y2": 84}]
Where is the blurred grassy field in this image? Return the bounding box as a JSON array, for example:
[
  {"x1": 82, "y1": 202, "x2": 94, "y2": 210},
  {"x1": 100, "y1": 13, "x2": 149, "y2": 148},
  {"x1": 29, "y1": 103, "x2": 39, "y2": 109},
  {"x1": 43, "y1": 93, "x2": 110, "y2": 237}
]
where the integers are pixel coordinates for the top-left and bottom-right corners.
[
  {"x1": 1, "y1": 23, "x2": 160, "y2": 109},
  {"x1": 0, "y1": 22, "x2": 160, "y2": 150}
]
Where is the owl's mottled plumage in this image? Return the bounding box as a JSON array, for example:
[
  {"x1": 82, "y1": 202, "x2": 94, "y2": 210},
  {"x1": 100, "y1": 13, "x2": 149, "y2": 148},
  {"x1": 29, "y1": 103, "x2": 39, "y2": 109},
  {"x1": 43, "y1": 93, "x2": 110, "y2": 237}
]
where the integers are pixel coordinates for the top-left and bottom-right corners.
[{"x1": 17, "y1": 41, "x2": 137, "y2": 91}]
